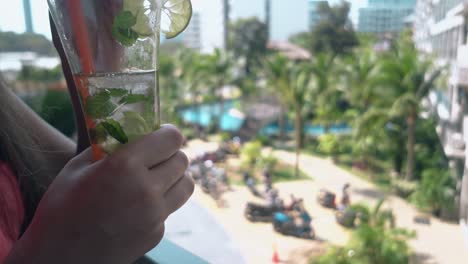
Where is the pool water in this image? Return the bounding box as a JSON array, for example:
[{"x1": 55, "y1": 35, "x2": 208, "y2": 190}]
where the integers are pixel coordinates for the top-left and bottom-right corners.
[
  {"x1": 179, "y1": 101, "x2": 244, "y2": 131},
  {"x1": 260, "y1": 122, "x2": 351, "y2": 136},
  {"x1": 179, "y1": 100, "x2": 351, "y2": 135}
]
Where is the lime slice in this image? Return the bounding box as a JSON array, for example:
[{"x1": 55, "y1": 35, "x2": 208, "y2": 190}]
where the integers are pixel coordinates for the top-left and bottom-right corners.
[
  {"x1": 122, "y1": 0, "x2": 153, "y2": 36},
  {"x1": 161, "y1": 0, "x2": 193, "y2": 39},
  {"x1": 121, "y1": 111, "x2": 151, "y2": 141},
  {"x1": 133, "y1": 12, "x2": 153, "y2": 37},
  {"x1": 121, "y1": 0, "x2": 192, "y2": 39}
]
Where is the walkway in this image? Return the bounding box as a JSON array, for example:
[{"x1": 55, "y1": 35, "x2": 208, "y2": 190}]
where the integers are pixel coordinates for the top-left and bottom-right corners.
[
  {"x1": 274, "y1": 150, "x2": 468, "y2": 264},
  {"x1": 181, "y1": 140, "x2": 468, "y2": 263}
]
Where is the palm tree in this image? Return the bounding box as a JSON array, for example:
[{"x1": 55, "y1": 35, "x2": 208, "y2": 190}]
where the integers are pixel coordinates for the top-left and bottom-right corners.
[
  {"x1": 341, "y1": 46, "x2": 381, "y2": 168},
  {"x1": 316, "y1": 200, "x2": 414, "y2": 264},
  {"x1": 205, "y1": 48, "x2": 234, "y2": 132},
  {"x1": 176, "y1": 50, "x2": 211, "y2": 133},
  {"x1": 308, "y1": 53, "x2": 338, "y2": 132},
  {"x1": 263, "y1": 54, "x2": 289, "y2": 140},
  {"x1": 342, "y1": 46, "x2": 378, "y2": 112},
  {"x1": 265, "y1": 54, "x2": 312, "y2": 177},
  {"x1": 377, "y1": 32, "x2": 443, "y2": 181}
]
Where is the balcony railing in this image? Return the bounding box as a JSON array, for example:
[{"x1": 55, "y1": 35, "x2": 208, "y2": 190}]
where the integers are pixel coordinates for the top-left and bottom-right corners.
[
  {"x1": 427, "y1": 91, "x2": 466, "y2": 159},
  {"x1": 457, "y1": 45, "x2": 468, "y2": 86}
]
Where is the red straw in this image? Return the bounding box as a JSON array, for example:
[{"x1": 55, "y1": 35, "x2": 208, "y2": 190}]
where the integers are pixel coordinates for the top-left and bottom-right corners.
[
  {"x1": 67, "y1": 0, "x2": 95, "y2": 75},
  {"x1": 66, "y1": 0, "x2": 105, "y2": 160}
]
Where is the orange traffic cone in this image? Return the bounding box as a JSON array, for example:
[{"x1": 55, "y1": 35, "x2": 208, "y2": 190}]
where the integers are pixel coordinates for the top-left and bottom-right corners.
[{"x1": 272, "y1": 244, "x2": 280, "y2": 263}]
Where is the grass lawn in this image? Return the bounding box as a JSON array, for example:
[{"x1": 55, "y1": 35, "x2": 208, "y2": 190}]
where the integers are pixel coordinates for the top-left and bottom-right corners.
[{"x1": 271, "y1": 163, "x2": 310, "y2": 183}]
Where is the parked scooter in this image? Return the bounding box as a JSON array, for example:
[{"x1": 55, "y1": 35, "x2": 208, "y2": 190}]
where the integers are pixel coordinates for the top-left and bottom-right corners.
[
  {"x1": 317, "y1": 189, "x2": 337, "y2": 209},
  {"x1": 317, "y1": 183, "x2": 351, "y2": 210},
  {"x1": 335, "y1": 207, "x2": 358, "y2": 228},
  {"x1": 272, "y1": 211, "x2": 315, "y2": 239},
  {"x1": 244, "y1": 202, "x2": 283, "y2": 222}
]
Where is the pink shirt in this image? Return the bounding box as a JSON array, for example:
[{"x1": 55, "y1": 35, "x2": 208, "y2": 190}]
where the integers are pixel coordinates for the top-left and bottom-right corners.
[{"x1": 0, "y1": 162, "x2": 24, "y2": 262}]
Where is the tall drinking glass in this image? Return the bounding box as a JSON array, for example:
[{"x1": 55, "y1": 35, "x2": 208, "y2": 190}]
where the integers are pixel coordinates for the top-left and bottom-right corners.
[{"x1": 48, "y1": 0, "x2": 163, "y2": 160}]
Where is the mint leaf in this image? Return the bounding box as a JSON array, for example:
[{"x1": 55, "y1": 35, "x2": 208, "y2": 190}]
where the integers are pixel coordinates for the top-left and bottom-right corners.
[
  {"x1": 112, "y1": 27, "x2": 139, "y2": 47},
  {"x1": 119, "y1": 94, "x2": 149, "y2": 104},
  {"x1": 101, "y1": 119, "x2": 129, "y2": 144},
  {"x1": 85, "y1": 91, "x2": 117, "y2": 119},
  {"x1": 89, "y1": 123, "x2": 108, "y2": 144},
  {"x1": 112, "y1": 11, "x2": 140, "y2": 46},
  {"x1": 114, "y1": 11, "x2": 137, "y2": 28},
  {"x1": 108, "y1": 88, "x2": 129, "y2": 97}
]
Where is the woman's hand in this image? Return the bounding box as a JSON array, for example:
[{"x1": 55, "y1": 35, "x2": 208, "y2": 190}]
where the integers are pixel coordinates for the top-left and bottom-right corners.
[{"x1": 6, "y1": 125, "x2": 194, "y2": 264}]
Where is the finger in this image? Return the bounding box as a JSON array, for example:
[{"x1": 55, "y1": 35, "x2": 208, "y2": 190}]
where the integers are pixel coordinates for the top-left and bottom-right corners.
[
  {"x1": 164, "y1": 175, "x2": 195, "y2": 214},
  {"x1": 150, "y1": 151, "x2": 189, "y2": 192},
  {"x1": 66, "y1": 148, "x2": 94, "y2": 168},
  {"x1": 139, "y1": 223, "x2": 166, "y2": 255},
  {"x1": 114, "y1": 125, "x2": 184, "y2": 168}
]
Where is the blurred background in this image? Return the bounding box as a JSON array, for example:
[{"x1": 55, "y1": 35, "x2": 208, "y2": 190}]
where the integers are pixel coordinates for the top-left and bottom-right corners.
[{"x1": 2, "y1": 0, "x2": 468, "y2": 263}]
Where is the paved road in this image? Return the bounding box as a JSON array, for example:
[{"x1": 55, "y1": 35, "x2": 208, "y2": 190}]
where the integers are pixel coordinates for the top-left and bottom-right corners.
[
  {"x1": 180, "y1": 140, "x2": 468, "y2": 263},
  {"x1": 273, "y1": 150, "x2": 468, "y2": 264}
]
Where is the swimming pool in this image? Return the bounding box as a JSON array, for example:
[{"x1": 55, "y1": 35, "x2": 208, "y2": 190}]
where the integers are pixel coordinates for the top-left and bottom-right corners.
[
  {"x1": 179, "y1": 101, "x2": 244, "y2": 132},
  {"x1": 260, "y1": 122, "x2": 351, "y2": 136},
  {"x1": 179, "y1": 101, "x2": 351, "y2": 135}
]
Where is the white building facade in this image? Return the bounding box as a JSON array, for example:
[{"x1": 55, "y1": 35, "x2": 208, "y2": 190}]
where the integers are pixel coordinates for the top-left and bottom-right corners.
[
  {"x1": 414, "y1": 0, "x2": 468, "y2": 241},
  {"x1": 182, "y1": 12, "x2": 202, "y2": 51}
]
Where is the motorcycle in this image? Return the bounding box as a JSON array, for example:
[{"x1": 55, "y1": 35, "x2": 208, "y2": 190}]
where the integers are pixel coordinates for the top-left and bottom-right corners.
[
  {"x1": 335, "y1": 208, "x2": 357, "y2": 228},
  {"x1": 272, "y1": 212, "x2": 315, "y2": 239},
  {"x1": 244, "y1": 202, "x2": 283, "y2": 222},
  {"x1": 317, "y1": 189, "x2": 336, "y2": 209},
  {"x1": 335, "y1": 205, "x2": 367, "y2": 228}
]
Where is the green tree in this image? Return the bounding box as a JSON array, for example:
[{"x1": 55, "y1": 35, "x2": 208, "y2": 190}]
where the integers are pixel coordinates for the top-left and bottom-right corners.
[
  {"x1": 18, "y1": 65, "x2": 63, "y2": 82},
  {"x1": 308, "y1": 53, "x2": 343, "y2": 131},
  {"x1": 289, "y1": 32, "x2": 311, "y2": 49},
  {"x1": 341, "y1": 46, "x2": 382, "y2": 167},
  {"x1": 342, "y1": 46, "x2": 378, "y2": 112},
  {"x1": 291, "y1": 2, "x2": 358, "y2": 59},
  {"x1": 314, "y1": 201, "x2": 414, "y2": 264},
  {"x1": 377, "y1": 32, "x2": 443, "y2": 181},
  {"x1": 311, "y1": 1, "x2": 358, "y2": 57},
  {"x1": 176, "y1": 50, "x2": 212, "y2": 133},
  {"x1": 411, "y1": 168, "x2": 456, "y2": 216},
  {"x1": 230, "y1": 17, "x2": 268, "y2": 76},
  {"x1": 159, "y1": 53, "x2": 181, "y2": 124},
  {"x1": 264, "y1": 54, "x2": 312, "y2": 177},
  {"x1": 0, "y1": 31, "x2": 56, "y2": 55},
  {"x1": 205, "y1": 48, "x2": 234, "y2": 131},
  {"x1": 23, "y1": 89, "x2": 76, "y2": 137}
]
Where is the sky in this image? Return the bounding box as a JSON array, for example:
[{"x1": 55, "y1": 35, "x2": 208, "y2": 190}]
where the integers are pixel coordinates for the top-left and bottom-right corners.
[
  {"x1": 0, "y1": 0, "x2": 51, "y2": 38},
  {"x1": 0, "y1": 0, "x2": 368, "y2": 52}
]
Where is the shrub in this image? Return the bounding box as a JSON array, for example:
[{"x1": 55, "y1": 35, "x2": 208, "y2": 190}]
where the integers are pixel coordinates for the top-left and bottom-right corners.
[
  {"x1": 410, "y1": 168, "x2": 456, "y2": 216},
  {"x1": 220, "y1": 132, "x2": 232, "y2": 142},
  {"x1": 240, "y1": 141, "x2": 262, "y2": 169},
  {"x1": 259, "y1": 153, "x2": 278, "y2": 171},
  {"x1": 392, "y1": 179, "x2": 417, "y2": 198},
  {"x1": 313, "y1": 201, "x2": 414, "y2": 264},
  {"x1": 318, "y1": 134, "x2": 340, "y2": 157},
  {"x1": 23, "y1": 89, "x2": 75, "y2": 137},
  {"x1": 254, "y1": 134, "x2": 272, "y2": 146},
  {"x1": 40, "y1": 90, "x2": 75, "y2": 137}
]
